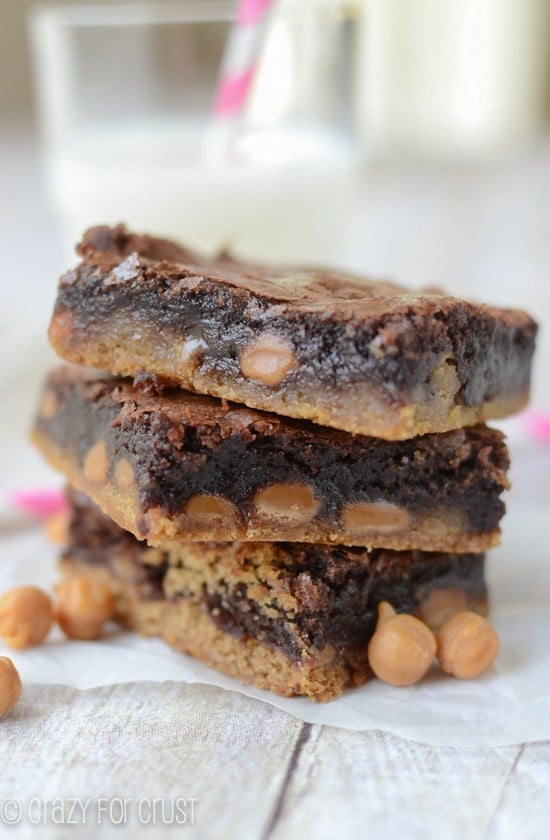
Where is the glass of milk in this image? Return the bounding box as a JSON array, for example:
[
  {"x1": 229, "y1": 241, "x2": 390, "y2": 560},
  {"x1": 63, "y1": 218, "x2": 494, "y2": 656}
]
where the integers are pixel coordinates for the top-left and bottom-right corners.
[{"x1": 30, "y1": 1, "x2": 360, "y2": 264}]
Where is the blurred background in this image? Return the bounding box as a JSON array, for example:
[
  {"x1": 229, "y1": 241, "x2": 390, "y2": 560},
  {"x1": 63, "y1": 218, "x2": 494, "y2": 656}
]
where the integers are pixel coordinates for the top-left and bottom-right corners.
[{"x1": 1, "y1": 0, "x2": 549, "y2": 490}]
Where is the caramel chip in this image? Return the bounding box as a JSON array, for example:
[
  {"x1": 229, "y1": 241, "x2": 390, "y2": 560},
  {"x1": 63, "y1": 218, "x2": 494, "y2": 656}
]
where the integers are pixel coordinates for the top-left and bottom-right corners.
[
  {"x1": 239, "y1": 333, "x2": 297, "y2": 387},
  {"x1": 114, "y1": 458, "x2": 135, "y2": 489},
  {"x1": 83, "y1": 441, "x2": 109, "y2": 484},
  {"x1": 184, "y1": 494, "x2": 240, "y2": 532},
  {"x1": 341, "y1": 501, "x2": 411, "y2": 536},
  {"x1": 253, "y1": 483, "x2": 320, "y2": 526}
]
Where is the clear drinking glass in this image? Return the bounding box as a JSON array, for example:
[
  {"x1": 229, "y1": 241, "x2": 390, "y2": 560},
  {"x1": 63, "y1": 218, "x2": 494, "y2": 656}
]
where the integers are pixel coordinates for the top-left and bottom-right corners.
[{"x1": 30, "y1": 0, "x2": 360, "y2": 263}]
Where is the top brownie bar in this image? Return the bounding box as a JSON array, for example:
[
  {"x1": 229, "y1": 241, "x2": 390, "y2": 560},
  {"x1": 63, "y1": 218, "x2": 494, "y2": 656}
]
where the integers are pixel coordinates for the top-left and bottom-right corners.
[{"x1": 48, "y1": 224, "x2": 537, "y2": 439}]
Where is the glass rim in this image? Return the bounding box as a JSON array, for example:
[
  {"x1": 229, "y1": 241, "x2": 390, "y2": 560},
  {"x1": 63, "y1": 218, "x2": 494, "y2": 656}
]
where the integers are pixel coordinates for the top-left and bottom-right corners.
[
  {"x1": 30, "y1": 0, "x2": 356, "y2": 30},
  {"x1": 29, "y1": 2, "x2": 237, "y2": 29}
]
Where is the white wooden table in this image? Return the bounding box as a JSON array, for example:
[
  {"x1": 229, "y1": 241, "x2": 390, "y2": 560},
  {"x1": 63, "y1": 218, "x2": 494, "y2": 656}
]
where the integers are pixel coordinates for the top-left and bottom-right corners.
[{"x1": 0, "y1": 125, "x2": 548, "y2": 839}]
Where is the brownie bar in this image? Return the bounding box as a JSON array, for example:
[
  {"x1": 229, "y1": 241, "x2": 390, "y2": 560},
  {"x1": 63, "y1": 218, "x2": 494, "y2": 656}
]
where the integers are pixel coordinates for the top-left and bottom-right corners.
[
  {"x1": 48, "y1": 225, "x2": 537, "y2": 439},
  {"x1": 60, "y1": 488, "x2": 489, "y2": 701},
  {"x1": 33, "y1": 367, "x2": 510, "y2": 552}
]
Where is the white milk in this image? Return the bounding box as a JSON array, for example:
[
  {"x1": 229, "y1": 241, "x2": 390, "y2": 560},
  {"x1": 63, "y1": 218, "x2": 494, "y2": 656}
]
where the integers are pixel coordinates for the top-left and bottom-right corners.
[{"x1": 47, "y1": 121, "x2": 356, "y2": 264}]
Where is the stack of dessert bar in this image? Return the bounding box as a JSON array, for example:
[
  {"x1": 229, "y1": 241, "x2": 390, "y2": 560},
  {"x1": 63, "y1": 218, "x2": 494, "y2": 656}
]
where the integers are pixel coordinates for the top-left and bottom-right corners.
[{"x1": 32, "y1": 225, "x2": 537, "y2": 701}]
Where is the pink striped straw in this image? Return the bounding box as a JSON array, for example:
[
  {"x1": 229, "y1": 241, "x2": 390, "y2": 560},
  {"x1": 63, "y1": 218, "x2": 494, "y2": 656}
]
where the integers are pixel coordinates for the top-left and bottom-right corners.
[
  {"x1": 213, "y1": 0, "x2": 277, "y2": 118},
  {"x1": 0, "y1": 488, "x2": 68, "y2": 535},
  {"x1": 521, "y1": 409, "x2": 550, "y2": 444},
  {"x1": 7, "y1": 488, "x2": 68, "y2": 519}
]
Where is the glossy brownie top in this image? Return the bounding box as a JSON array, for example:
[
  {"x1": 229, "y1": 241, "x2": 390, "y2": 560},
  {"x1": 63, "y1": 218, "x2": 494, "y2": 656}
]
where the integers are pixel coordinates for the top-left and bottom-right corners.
[{"x1": 63, "y1": 225, "x2": 536, "y2": 326}]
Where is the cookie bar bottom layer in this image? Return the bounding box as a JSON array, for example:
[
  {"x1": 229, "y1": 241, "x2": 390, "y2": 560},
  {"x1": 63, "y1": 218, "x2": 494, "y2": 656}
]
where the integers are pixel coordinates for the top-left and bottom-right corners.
[{"x1": 61, "y1": 490, "x2": 489, "y2": 701}]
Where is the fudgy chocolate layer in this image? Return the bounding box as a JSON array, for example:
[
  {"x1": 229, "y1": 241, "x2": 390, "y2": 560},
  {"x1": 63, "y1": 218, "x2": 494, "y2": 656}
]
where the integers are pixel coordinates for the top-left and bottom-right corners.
[
  {"x1": 65, "y1": 489, "x2": 487, "y2": 664},
  {"x1": 49, "y1": 225, "x2": 537, "y2": 439},
  {"x1": 35, "y1": 367, "x2": 510, "y2": 548}
]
